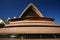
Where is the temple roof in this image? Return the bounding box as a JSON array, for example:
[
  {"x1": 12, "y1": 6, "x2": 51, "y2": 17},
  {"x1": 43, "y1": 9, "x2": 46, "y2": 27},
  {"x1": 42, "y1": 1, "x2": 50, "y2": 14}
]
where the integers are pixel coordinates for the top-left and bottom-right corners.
[{"x1": 8, "y1": 3, "x2": 54, "y2": 22}]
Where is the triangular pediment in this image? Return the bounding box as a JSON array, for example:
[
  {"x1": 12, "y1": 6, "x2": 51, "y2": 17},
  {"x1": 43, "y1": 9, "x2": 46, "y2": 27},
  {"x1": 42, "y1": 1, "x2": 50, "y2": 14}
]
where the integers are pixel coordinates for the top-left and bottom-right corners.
[{"x1": 19, "y1": 3, "x2": 44, "y2": 18}]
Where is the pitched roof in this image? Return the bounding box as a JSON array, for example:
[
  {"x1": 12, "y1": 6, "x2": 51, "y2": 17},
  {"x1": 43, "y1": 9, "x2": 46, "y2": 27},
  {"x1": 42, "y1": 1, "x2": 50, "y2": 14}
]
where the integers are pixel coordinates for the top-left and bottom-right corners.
[{"x1": 19, "y1": 3, "x2": 44, "y2": 18}]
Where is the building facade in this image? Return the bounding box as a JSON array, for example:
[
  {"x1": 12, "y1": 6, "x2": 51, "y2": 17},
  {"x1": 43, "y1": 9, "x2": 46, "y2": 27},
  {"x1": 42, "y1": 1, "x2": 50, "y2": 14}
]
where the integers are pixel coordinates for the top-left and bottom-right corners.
[{"x1": 0, "y1": 3, "x2": 60, "y2": 39}]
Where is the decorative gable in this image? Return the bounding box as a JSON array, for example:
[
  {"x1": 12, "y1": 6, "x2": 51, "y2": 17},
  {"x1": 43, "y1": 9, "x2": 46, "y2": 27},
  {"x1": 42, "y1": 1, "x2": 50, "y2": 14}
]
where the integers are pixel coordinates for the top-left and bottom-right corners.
[{"x1": 19, "y1": 3, "x2": 44, "y2": 18}]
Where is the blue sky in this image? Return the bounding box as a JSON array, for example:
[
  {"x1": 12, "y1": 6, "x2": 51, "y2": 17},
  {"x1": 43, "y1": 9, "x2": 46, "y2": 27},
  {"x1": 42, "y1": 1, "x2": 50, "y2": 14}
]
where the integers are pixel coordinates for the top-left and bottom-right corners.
[{"x1": 0, "y1": 0, "x2": 60, "y2": 24}]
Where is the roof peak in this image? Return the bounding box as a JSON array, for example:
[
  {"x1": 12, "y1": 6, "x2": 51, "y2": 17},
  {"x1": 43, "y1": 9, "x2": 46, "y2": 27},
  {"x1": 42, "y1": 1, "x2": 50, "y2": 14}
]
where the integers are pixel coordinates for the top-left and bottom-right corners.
[{"x1": 19, "y1": 3, "x2": 44, "y2": 18}]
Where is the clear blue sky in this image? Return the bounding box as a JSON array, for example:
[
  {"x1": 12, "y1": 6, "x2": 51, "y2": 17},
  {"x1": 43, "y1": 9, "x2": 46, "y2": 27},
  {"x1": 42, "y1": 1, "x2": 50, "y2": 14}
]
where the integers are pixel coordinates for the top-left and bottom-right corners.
[{"x1": 0, "y1": 0, "x2": 60, "y2": 24}]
